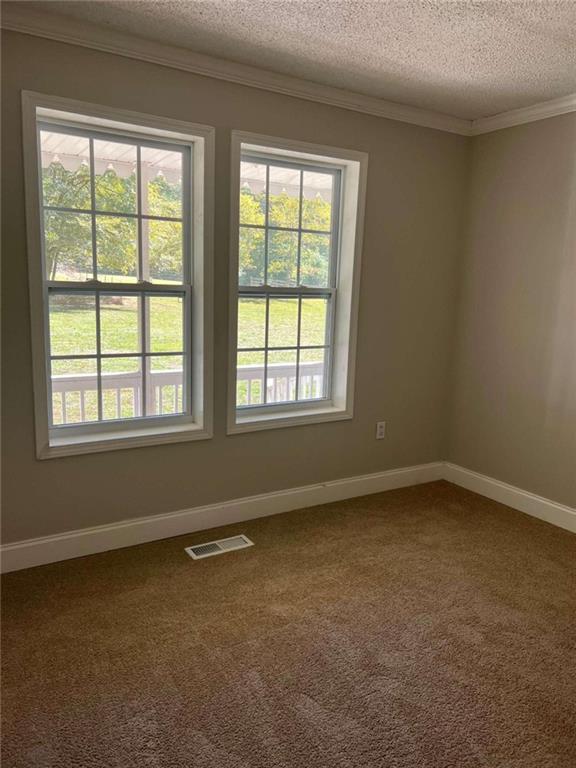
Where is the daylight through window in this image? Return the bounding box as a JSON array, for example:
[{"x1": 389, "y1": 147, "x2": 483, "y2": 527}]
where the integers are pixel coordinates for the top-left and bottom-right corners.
[
  {"x1": 40, "y1": 123, "x2": 191, "y2": 428},
  {"x1": 236, "y1": 154, "x2": 340, "y2": 408}
]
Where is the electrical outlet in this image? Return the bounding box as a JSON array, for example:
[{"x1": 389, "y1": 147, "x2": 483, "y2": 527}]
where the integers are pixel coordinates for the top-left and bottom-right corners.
[{"x1": 376, "y1": 421, "x2": 386, "y2": 439}]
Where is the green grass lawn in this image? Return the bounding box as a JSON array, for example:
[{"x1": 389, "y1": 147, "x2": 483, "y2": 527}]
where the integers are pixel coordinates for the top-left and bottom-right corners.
[
  {"x1": 50, "y1": 296, "x2": 328, "y2": 372},
  {"x1": 50, "y1": 296, "x2": 328, "y2": 419}
]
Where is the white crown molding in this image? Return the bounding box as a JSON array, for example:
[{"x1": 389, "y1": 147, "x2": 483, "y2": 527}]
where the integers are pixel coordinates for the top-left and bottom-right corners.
[
  {"x1": 471, "y1": 93, "x2": 576, "y2": 135},
  {"x1": 0, "y1": 462, "x2": 444, "y2": 572},
  {"x1": 2, "y1": 8, "x2": 575, "y2": 137},
  {"x1": 0, "y1": 4, "x2": 472, "y2": 135}
]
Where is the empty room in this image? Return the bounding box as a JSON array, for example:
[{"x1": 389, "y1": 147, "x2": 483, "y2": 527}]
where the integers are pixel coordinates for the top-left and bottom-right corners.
[{"x1": 1, "y1": 1, "x2": 575, "y2": 766}]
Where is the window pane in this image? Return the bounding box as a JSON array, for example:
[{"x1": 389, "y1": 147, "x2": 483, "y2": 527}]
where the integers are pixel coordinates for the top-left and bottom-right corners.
[
  {"x1": 101, "y1": 357, "x2": 142, "y2": 420},
  {"x1": 146, "y1": 355, "x2": 184, "y2": 416},
  {"x1": 41, "y1": 130, "x2": 91, "y2": 210},
  {"x1": 268, "y1": 297, "x2": 298, "y2": 348},
  {"x1": 51, "y1": 358, "x2": 98, "y2": 425},
  {"x1": 299, "y1": 348, "x2": 327, "y2": 401},
  {"x1": 141, "y1": 147, "x2": 183, "y2": 217},
  {"x1": 144, "y1": 219, "x2": 183, "y2": 284},
  {"x1": 100, "y1": 295, "x2": 140, "y2": 354},
  {"x1": 300, "y1": 233, "x2": 330, "y2": 287},
  {"x1": 301, "y1": 171, "x2": 333, "y2": 231},
  {"x1": 96, "y1": 215, "x2": 138, "y2": 281},
  {"x1": 239, "y1": 226, "x2": 265, "y2": 286},
  {"x1": 39, "y1": 125, "x2": 196, "y2": 435},
  {"x1": 239, "y1": 162, "x2": 266, "y2": 225},
  {"x1": 267, "y1": 350, "x2": 297, "y2": 403},
  {"x1": 268, "y1": 166, "x2": 300, "y2": 228},
  {"x1": 300, "y1": 297, "x2": 329, "y2": 347},
  {"x1": 94, "y1": 139, "x2": 137, "y2": 213},
  {"x1": 44, "y1": 211, "x2": 93, "y2": 281},
  {"x1": 237, "y1": 351, "x2": 264, "y2": 406},
  {"x1": 49, "y1": 293, "x2": 97, "y2": 356},
  {"x1": 267, "y1": 230, "x2": 298, "y2": 287},
  {"x1": 147, "y1": 295, "x2": 184, "y2": 353},
  {"x1": 238, "y1": 297, "x2": 266, "y2": 349}
]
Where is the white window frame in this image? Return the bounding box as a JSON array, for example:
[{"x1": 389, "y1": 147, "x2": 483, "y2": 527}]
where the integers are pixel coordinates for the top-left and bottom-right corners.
[
  {"x1": 22, "y1": 92, "x2": 214, "y2": 458},
  {"x1": 227, "y1": 131, "x2": 367, "y2": 434}
]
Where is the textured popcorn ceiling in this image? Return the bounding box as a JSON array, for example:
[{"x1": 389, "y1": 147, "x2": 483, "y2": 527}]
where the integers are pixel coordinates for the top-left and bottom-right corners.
[{"x1": 23, "y1": 0, "x2": 576, "y2": 119}]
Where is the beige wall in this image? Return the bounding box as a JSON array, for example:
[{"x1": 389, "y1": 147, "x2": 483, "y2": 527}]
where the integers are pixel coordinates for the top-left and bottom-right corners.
[
  {"x1": 449, "y1": 114, "x2": 576, "y2": 507},
  {"x1": 1, "y1": 32, "x2": 470, "y2": 542}
]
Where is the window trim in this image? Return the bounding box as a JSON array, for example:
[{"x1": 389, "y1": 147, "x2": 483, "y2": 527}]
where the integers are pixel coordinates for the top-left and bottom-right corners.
[
  {"x1": 22, "y1": 91, "x2": 214, "y2": 458},
  {"x1": 227, "y1": 131, "x2": 368, "y2": 435}
]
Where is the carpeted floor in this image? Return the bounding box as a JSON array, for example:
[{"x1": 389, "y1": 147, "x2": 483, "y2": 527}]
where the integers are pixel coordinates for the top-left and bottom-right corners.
[{"x1": 2, "y1": 480, "x2": 575, "y2": 767}]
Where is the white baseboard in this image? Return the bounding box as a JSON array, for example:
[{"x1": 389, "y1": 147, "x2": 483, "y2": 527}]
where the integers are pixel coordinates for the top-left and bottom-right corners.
[
  {"x1": 444, "y1": 463, "x2": 576, "y2": 535},
  {"x1": 0, "y1": 462, "x2": 443, "y2": 573},
  {"x1": 3, "y1": 461, "x2": 574, "y2": 573}
]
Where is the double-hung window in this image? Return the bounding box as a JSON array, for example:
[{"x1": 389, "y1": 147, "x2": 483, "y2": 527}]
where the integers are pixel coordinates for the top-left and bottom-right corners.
[
  {"x1": 23, "y1": 93, "x2": 213, "y2": 458},
  {"x1": 229, "y1": 133, "x2": 367, "y2": 433}
]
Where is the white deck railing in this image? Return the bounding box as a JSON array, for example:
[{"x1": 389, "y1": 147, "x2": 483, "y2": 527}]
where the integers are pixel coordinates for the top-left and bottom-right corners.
[
  {"x1": 51, "y1": 361, "x2": 325, "y2": 423},
  {"x1": 236, "y1": 361, "x2": 324, "y2": 405}
]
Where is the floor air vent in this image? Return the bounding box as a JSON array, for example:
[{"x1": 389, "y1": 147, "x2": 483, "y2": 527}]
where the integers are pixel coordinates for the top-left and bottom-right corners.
[{"x1": 185, "y1": 534, "x2": 254, "y2": 560}]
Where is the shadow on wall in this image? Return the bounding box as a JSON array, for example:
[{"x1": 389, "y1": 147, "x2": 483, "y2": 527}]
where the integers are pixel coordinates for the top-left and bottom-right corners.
[
  {"x1": 449, "y1": 115, "x2": 576, "y2": 508},
  {"x1": 543, "y1": 126, "x2": 576, "y2": 501}
]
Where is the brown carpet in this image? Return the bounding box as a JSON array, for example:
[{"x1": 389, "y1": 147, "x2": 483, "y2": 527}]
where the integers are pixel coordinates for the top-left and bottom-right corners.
[{"x1": 2, "y1": 481, "x2": 576, "y2": 767}]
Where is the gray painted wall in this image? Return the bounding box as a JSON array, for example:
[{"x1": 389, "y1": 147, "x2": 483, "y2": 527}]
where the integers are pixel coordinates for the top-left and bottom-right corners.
[
  {"x1": 449, "y1": 114, "x2": 576, "y2": 508},
  {"x1": 1, "y1": 31, "x2": 469, "y2": 541},
  {"x1": 3, "y1": 30, "x2": 574, "y2": 545}
]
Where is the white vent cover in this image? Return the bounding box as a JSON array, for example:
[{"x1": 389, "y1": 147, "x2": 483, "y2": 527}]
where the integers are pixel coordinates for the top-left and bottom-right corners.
[{"x1": 185, "y1": 534, "x2": 254, "y2": 560}]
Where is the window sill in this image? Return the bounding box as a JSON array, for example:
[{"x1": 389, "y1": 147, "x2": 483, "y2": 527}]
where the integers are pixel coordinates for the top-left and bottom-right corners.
[
  {"x1": 228, "y1": 404, "x2": 352, "y2": 435},
  {"x1": 39, "y1": 422, "x2": 212, "y2": 459}
]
